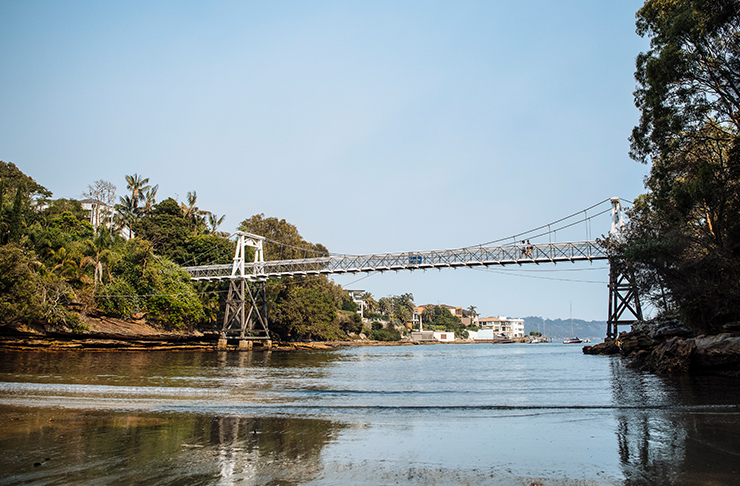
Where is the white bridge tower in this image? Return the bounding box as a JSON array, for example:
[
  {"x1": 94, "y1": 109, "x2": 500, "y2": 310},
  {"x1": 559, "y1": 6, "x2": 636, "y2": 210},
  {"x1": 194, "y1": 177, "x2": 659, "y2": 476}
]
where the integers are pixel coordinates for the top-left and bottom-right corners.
[{"x1": 219, "y1": 232, "x2": 271, "y2": 349}]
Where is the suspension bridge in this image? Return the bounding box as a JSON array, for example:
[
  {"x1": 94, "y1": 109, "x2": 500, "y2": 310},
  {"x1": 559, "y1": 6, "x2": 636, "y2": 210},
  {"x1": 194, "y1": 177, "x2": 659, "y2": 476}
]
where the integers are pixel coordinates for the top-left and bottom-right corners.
[{"x1": 183, "y1": 197, "x2": 642, "y2": 347}]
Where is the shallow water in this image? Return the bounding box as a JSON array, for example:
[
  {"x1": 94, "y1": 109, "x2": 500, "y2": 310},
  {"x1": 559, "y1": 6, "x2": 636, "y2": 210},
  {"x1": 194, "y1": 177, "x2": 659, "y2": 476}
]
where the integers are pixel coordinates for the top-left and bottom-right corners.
[{"x1": 1, "y1": 344, "x2": 739, "y2": 485}]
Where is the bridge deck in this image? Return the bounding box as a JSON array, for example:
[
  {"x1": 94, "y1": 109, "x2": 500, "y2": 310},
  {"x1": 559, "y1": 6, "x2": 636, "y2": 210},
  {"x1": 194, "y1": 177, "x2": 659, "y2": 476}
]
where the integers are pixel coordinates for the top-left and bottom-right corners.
[{"x1": 183, "y1": 240, "x2": 607, "y2": 281}]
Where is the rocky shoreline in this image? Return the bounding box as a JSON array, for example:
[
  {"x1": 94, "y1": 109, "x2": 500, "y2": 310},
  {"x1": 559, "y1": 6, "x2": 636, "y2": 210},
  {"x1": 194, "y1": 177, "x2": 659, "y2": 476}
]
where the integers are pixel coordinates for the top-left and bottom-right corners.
[
  {"x1": 0, "y1": 315, "x2": 420, "y2": 352},
  {"x1": 583, "y1": 318, "x2": 740, "y2": 377}
]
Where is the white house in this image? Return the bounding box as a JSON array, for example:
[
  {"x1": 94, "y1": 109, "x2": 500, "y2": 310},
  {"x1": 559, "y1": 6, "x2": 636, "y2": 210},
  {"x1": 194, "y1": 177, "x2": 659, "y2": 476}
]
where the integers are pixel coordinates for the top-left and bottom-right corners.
[
  {"x1": 79, "y1": 198, "x2": 114, "y2": 230},
  {"x1": 433, "y1": 331, "x2": 456, "y2": 343},
  {"x1": 79, "y1": 198, "x2": 134, "y2": 239},
  {"x1": 346, "y1": 289, "x2": 366, "y2": 319}
]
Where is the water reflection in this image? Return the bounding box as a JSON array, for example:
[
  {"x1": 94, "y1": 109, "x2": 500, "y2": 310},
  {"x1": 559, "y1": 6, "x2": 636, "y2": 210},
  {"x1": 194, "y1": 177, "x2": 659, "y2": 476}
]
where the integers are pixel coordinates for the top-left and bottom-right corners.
[
  {"x1": 610, "y1": 359, "x2": 740, "y2": 484},
  {"x1": 4, "y1": 347, "x2": 740, "y2": 484},
  {"x1": 0, "y1": 406, "x2": 343, "y2": 485}
]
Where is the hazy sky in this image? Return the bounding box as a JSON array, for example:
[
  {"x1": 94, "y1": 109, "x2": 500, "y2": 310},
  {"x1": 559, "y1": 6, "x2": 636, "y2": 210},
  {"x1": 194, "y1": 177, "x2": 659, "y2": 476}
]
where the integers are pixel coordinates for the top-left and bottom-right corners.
[{"x1": 1, "y1": 0, "x2": 651, "y2": 321}]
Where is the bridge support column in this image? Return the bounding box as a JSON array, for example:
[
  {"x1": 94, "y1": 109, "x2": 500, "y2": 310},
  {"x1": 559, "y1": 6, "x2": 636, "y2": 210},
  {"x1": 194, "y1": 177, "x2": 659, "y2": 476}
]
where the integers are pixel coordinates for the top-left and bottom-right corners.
[
  {"x1": 238, "y1": 340, "x2": 252, "y2": 351},
  {"x1": 605, "y1": 197, "x2": 643, "y2": 340},
  {"x1": 606, "y1": 265, "x2": 643, "y2": 339},
  {"x1": 220, "y1": 232, "x2": 270, "y2": 344},
  {"x1": 222, "y1": 279, "x2": 270, "y2": 342}
]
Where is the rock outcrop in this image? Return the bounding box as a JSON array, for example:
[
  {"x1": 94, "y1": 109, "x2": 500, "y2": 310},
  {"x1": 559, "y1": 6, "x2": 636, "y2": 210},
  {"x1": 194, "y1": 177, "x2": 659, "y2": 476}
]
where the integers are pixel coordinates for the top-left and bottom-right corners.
[
  {"x1": 643, "y1": 336, "x2": 696, "y2": 375},
  {"x1": 583, "y1": 317, "x2": 740, "y2": 377},
  {"x1": 582, "y1": 339, "x2": 619, "y2": 355},
  {"x1": 693, "y1": 334, "x2": 740, "y2": 377}
]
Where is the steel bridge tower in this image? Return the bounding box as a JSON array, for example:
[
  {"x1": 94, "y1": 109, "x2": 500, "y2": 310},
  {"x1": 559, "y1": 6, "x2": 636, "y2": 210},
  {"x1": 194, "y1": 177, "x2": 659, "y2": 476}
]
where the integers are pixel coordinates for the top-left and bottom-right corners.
[
  {"x1": 606, "y1": 197, "x2": 643, "y2": 339},
  {"x1": 218, "y1": 232, "x2": 271, "y2": 350}
]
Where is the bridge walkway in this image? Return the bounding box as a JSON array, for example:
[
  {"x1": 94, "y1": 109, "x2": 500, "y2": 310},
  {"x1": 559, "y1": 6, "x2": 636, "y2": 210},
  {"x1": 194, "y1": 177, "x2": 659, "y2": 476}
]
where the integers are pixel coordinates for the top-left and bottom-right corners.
[{"x1": 183, "y1": 240, "x2": 607, "y2": 281}]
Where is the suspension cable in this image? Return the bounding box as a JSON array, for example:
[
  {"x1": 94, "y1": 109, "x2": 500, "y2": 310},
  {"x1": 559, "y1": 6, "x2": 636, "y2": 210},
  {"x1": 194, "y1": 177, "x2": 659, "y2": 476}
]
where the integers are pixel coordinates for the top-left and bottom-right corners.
[{"x1": 238, "y1": 198, "x2": 617, "y2": 260}]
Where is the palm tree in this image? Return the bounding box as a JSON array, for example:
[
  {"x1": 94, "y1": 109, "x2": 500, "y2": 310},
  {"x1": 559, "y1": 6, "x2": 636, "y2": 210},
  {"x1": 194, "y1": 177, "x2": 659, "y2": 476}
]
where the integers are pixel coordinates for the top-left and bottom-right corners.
[
  {"x1": 84, "y1": 227, "x2": 115, "y2": 289},
  {"x1": 50, "y1": 246, "x2": 92, "y2": 286},
  {"x1": 378, "y1": 297, "x2": 392, "y2": 317},
  {"x1": 141, "y1": 184, "x2": 158, "y2": 216},
  {"x1": 181, "y1": 191, "x2": 199, "y2": 219},
  {"x1": 361, "y1": 292, "x2": 378, "y2": 313},
  {"x1": 400, "y1": 293, "x2": 415, "y2": 312},
  {"x1": 395, "y1": 293, "x2": 415, "y2": 323},
  {"x1": 125, "y1": 173, "x2": 150, "y2": 209},
  {"x1": 117, "y1": 173, "x2": 151, "y2": 220},
  {"x1": 181, "y1": 191, "x2": 209, "y2": 234},
  {"x1": 207, "y1": 213, "x2": 226, "y2": 234},
  {"x1": 117, "y1": 194, "x2": 136, "y2": 217}
]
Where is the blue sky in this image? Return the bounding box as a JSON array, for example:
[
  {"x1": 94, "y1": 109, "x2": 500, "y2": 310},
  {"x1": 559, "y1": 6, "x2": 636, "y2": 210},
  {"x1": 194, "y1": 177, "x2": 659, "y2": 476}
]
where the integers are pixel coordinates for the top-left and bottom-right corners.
[{"x1": 1, "y1": 0, "x2": 651, "y2": 321}]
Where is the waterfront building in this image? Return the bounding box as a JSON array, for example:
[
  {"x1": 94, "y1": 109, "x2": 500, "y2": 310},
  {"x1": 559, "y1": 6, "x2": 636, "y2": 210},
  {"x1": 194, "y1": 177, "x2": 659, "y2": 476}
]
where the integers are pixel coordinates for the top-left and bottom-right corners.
[
  {"x1": 475, "y1": 329, "x2": 496, "y2": 341},
  {"x1": 433, "y1": 331, "x2": 456, "y2": 342},
  {"x1": 346, "y1": 290, "x2": 366, "y2": 319},
  {"x1": 410, "y1": 331, "x2": 436, "y2": 342},
  {"x1": 478, "y1": 316, "x2": 525, "y2": 338}
]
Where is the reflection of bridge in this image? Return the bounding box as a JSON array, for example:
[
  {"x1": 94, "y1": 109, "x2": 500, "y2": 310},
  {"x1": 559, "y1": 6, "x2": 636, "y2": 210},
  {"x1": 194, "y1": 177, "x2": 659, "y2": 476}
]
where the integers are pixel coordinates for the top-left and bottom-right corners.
[{"x1": 183, "y1": 197, "x2": 642, "y2": 345}]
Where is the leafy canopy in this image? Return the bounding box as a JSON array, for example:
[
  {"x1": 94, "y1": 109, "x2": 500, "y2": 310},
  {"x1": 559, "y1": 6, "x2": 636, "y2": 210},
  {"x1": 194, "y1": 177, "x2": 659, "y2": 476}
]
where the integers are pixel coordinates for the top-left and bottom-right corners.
[{"x1": 622, "y1": 0, "x2": 740, "y2": 332}]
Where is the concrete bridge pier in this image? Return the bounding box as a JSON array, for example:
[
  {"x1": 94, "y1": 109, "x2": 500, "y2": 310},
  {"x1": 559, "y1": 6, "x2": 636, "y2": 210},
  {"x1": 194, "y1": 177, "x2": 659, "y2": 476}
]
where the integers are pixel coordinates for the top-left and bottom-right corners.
[{"x1": 238, "y1": 340, "x2": 253, "y2": 351}]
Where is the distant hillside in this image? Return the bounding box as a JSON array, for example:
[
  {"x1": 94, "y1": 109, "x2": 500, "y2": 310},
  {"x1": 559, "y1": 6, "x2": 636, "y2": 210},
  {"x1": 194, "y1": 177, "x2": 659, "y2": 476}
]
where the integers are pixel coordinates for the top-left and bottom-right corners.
[{"x1": 523, "y1": 316, "x2": 607, "y2": 339}]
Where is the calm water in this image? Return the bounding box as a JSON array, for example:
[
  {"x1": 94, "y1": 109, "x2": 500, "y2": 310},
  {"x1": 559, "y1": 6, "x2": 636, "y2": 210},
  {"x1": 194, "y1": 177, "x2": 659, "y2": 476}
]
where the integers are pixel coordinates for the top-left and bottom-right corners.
[{"x1": 1, "y1": 344, "x2": 739, "y2": 485}]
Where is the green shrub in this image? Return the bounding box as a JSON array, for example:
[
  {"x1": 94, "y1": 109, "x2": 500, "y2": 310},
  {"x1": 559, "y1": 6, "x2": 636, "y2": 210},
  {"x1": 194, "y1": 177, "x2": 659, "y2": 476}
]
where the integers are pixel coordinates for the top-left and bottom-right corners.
[
  {"x1": 141, "y1": 257, "x2": 204, "y2": 329},
  {"x1": 97, "y1": 278, "x2": 141, "y2": 319},
  {"x1": 369, "y1": 328, "x2": 401, "y2": 341},
  {"x1": 0, "y1": 244, "x2": 43, "y2": 325}
]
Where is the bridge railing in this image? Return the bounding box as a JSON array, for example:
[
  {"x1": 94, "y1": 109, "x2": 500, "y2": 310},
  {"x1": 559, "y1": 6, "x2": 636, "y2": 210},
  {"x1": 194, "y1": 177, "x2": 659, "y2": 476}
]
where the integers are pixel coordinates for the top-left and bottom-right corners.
[{"x1": 183, "y1": 240, "x2": 607, "y2": 281}]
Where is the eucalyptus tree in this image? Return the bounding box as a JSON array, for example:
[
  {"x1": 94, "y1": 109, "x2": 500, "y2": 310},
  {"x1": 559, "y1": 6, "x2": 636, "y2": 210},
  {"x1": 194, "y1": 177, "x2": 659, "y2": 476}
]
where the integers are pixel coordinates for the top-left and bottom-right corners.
[
  {"x1": 0, "y1": 161, "x2": 52, "y2": 201},
  {"x1": 238, "y1": 213, "x2": 328, "y2": 261},
  {"x1": 624, "y1": 0, "x2": 740, "y2": 331}
]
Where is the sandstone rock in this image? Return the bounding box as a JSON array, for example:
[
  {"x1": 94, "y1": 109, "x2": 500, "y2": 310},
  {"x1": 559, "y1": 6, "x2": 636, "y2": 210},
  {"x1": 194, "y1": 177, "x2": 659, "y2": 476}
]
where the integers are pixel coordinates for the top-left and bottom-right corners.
[
  {"x1": 582, "y1": 340, "x2": 619, "y2": 355},
  {"x1": 618, "y1": 330, "x2": 658, "y2": 357},
  {"x1": 626, "y1": 349, "x2": 651, "y2": 369},
  {"x1": 693, "y1": 334, "x2": 740, "y2": 369},
  {"x1": 644, "y1": 337, "x2": 695, "y2": 375}
]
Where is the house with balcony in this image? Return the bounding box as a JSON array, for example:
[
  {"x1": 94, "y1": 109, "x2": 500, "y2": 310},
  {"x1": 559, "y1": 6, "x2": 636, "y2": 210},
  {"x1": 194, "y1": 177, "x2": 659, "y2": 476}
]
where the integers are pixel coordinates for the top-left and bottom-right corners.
[
  {"x1": 477, "y1": 316, "x2": 525, "y2": 339},
  {"x1": 79, "y1": 198, "x2": 134, "y2": 239}
]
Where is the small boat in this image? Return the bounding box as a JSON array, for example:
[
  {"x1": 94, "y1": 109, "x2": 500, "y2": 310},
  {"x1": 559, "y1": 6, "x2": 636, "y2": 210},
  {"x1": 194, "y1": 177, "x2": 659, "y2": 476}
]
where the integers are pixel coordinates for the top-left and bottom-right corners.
[{"x1": 563, "y1": 302, "x2": 582, "y2": 344}]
